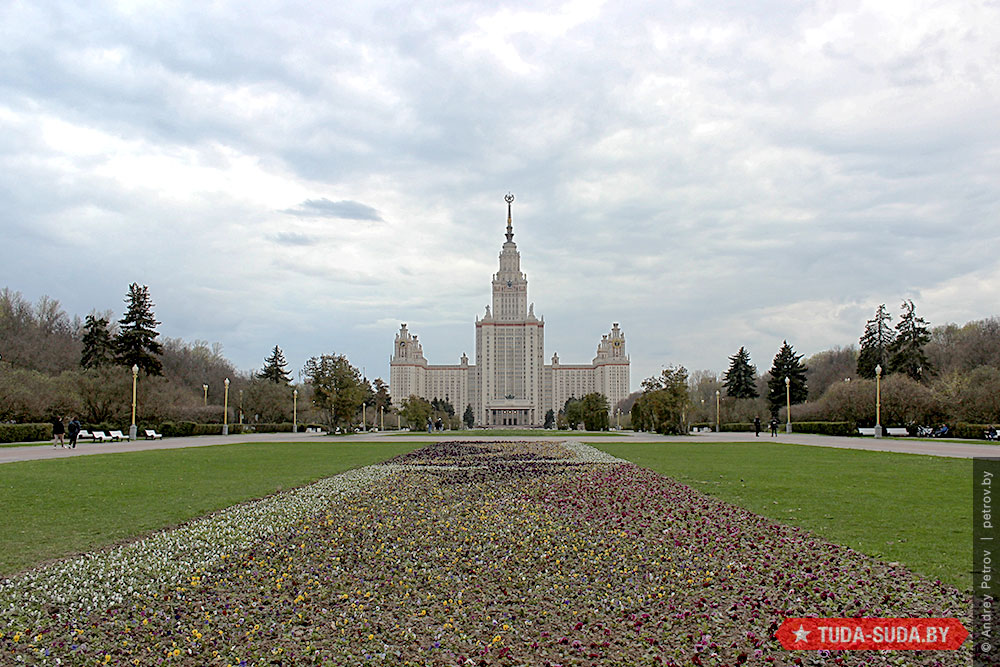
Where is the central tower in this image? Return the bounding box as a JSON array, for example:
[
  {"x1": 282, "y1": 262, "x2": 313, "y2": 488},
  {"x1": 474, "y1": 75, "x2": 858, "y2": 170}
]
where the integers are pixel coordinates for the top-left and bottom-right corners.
[{"x1": 475, "y1": 193, "x2": 545, "y2": 425}]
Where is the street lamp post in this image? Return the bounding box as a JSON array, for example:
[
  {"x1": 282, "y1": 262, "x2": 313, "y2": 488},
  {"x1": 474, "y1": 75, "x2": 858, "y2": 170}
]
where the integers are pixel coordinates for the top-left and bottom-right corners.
[
  {"x1": 785, "y1": 376, "x2": 792, "y2": 433},
  {"x1": 293, "y1": 389, "x2": 298, "y2": 433},
  {"x1": 380, "y1": 405, "x2": 384, "y2": 431},
  {"x1": 202, "y1": 384, "x2": 208, "y2": 406},
  {"x1": 239, "y1": 389, "x2": 244, "y2": 425},
  {"x1": 129, "y1": 364, "x2": 139, "y2": 441},
  {"x1": 715, "y1": 389, "x2": 720, "y2": 432},
  {"x1": 222, "y1": 378, "x2": 230, "y2": 436},
  {"x1": 874, "y1": 364, "x2": 883, "y2": 438},
  {"x1": 362, "y1": 402, "x2": 367, "y2": 431}
]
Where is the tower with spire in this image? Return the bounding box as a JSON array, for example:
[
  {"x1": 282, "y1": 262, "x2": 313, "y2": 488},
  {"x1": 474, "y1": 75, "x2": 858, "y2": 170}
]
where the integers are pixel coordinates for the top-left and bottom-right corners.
[{"x1": 389, "y1": 194, "x2": 629, "y2": 427}]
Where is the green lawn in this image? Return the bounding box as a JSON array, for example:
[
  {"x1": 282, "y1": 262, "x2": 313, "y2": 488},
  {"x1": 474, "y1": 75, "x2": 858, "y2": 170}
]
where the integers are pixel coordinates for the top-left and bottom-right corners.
[
  {"x1": 0, "y1": 441, "x2": 422, "y2": 576},
  {"x1": 595, "y1": 441, "x2": 971, "y2": 591}
]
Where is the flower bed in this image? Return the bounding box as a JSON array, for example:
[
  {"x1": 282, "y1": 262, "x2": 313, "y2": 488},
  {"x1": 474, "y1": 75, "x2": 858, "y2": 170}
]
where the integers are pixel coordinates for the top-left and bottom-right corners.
[{"x1": 0, "y1": 440, "x2": 970, "y2": 665}]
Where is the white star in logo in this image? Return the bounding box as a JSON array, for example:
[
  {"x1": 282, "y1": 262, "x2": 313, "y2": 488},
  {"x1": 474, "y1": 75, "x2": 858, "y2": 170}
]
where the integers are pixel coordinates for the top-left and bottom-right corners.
[{"x1": 792, "y1": 625, "x2": 811, "y2": 642}]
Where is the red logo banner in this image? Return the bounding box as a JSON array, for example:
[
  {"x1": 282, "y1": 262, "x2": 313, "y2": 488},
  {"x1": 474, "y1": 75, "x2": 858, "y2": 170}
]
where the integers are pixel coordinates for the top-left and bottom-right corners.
[{"x1": 776, "y1": 618, "x2": 968, "y2": 651}]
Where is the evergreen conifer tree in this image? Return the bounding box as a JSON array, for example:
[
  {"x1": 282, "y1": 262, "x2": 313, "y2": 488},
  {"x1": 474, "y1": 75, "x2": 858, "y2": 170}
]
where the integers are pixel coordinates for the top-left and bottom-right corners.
[
  {"x1": 116, "y1": 283, "x2": 163, "y2": 375},
  {"x1": 766, "y1": 340, "x2": 808, "y2": 417},
  {"x1": 258, "y1": 345, "x2": 292, "y2": 384},
  {"x1": 723, "y1": 346, "x2": 758, "y2": 398},
  {"x1": 857, "y1": 304, "x2": 894, "y2": 378},
  {"x1": 464, "y1": 404, "x2": 476, "y2": 429},
  {"x1": 888, "y1": 299, "x2": 932, "y2": 380},
  {"x1": 81, "y1": 314, "x2": 115, "y2": 369}
]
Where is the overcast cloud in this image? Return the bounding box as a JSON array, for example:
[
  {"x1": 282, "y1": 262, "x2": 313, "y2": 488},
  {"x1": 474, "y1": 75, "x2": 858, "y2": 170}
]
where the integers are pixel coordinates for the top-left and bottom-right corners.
[{"x1": 2, "y1": 0, "x2": 998, "y2": 389}]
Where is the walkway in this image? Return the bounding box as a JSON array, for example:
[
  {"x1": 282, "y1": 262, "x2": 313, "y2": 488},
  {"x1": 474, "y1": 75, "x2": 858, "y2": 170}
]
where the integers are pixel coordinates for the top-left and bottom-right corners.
[{"x1": 2, "y1": 428, "x2": 997, "y2": 464}]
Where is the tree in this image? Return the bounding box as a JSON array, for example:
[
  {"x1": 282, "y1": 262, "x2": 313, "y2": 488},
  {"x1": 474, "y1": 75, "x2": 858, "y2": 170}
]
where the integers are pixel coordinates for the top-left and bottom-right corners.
[
  {"x1": 804, "y1": 346, "x2": 858, "y2": 397},
  {"x1": 400, "y1": 395, "x2": 433, "y2": 430},
  {"x1": 543, "y1": 408, "x2": 555, "y2": 429},
  {"x1": 258, "y1": 345, "x2": 292, "y2": 384},
  {"x1": 301, "y1": 354, "x2": 364, "y2": 428},
  {"x1": 888, "y1": 299, "x2": 932, "y2": 381},
  {"x1": 722, "y1": 347, "x2": 758, "y2": 398},
  {"x1": 431, "y1": 397, "x2": 455, "y2": 417},
  {"x1": 463, "y1": 404, "x2": 475, "y2": 429},
  {"x1": 635, "y1": 366, "x2": 690, "y2": 434},
  {"x1": 116, "y1": 283, "x2": 163, "y2": 375},
  {"x1": 80, "y1": 315, "x2": 115, "y2": 369},
  {"x1": 579, "y1": 392, "x2": 610, "y2": 431},
  {"x1": 857, "y1": 304, "x2": 894, "y2": 379},
  {"x1": 0, "y1": 288, "x2": 81, "y2": 373},
  {"x1": 243, "y1": 377, "x2": 293, "y2": 423},
  {"x1": 372, "y1": 378, "x2": 392, "y2": 413},
  {"x1": 767, "y1": 340, "x2": 808, "y2": 418},
  {"x1": 75, "y1": 366, "x2": 130, "y2": 423}
]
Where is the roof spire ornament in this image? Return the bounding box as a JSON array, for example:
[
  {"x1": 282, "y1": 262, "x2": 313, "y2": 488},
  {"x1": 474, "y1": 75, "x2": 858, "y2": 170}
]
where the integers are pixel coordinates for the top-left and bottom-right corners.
[{"x1": 504, "y1": 192, "x2": 515, "y2": 242}]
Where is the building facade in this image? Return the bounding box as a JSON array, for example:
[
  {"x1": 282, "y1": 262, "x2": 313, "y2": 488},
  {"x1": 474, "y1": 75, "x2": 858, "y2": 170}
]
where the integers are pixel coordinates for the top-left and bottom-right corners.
[{"x1": 390, "y1": 196, "x2": 629, "y2": 426}]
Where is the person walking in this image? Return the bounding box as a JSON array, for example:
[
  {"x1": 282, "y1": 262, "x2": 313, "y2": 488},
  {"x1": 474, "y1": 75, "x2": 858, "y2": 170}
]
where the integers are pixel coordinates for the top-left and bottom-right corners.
[
  {"x1": 769, "y1": 417, "x2": 778, "y2": 437},
  {"x1": 67, "y1": 416, "x2": 81, "y2": 449},
  {"x1": 52, "y1": 415, "x2": 66, "y2": 448},
  {"x1": 753, "y1": 416, "x2": 761, "y2": 438}
]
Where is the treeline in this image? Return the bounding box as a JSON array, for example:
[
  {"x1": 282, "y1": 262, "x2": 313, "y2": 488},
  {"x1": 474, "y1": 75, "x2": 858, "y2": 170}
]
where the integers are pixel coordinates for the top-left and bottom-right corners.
[
  {"x1": 0, "y1": 286, "x2": 392, "y2": 431},
  {"x1": 675, "y1": 302, "x2": 1000, "y2": 430}
]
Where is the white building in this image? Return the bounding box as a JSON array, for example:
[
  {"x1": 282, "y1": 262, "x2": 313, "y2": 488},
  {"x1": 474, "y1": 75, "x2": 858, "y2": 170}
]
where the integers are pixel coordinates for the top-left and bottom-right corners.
[{"x1": 390, "y1": 195, "x2": 629, "y2": 426}]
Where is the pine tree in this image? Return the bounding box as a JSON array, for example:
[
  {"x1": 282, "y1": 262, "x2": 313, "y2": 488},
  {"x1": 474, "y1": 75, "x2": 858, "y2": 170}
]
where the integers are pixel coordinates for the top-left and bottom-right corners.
[
  {"x1": 723, "y1": 347, "x2": 758, "y2": 398},
  {"x1": 80, "y1": 314, "x2": 115, "y2": 369},
  {"x1": 258, "y1": 345, "x2": 292, "y2": 384},
  {"x1": 857, "y1": 304, "x2": 894, "y2": 379},
  {"x1": 372, "y1": 378, "x2": 392, "y2": 412},
  {"x1": 116, "y1": 283, "x2": 163, "y2": 375},
  {"x1": 542, "y1": 408, "x2": 554, "y2": 429},
  {"x1": 465, "y1": 404, "x2": 477, "y2": 429},
  {"x1": 888, "y1": 299, "x2": 932, "y2": 380},
  {"x1": 767, "y1": 340, "x2": 808, "y2": 417}
]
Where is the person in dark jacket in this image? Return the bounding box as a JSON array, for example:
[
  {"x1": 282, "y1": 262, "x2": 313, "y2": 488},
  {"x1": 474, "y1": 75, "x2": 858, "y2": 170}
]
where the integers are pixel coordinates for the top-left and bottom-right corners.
[
  {"x1": 67, "y1": 417, "x2": 81, "y2": 449},
  {"x1": 52, "y1": 416, "x2": 66, "y2": 448},
  {"x1": 753, "y1": 416, "x2": 761, "y2": 437}
]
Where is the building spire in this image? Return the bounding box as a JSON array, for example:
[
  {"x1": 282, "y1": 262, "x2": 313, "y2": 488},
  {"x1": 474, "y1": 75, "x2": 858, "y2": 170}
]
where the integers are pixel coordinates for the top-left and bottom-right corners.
[{"x1": 504, "y1": 192, "x2": 515, "y2": 242}]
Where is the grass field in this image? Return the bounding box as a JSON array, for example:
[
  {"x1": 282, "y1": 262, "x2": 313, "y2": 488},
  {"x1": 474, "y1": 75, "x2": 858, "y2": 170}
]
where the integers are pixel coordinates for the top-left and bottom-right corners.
[
  {"x1": 0, "y1": 441, "x2": 422, "y2": 575},
  {"x1": 595, "y1": 441, "x2": 970, "y2": 590}
]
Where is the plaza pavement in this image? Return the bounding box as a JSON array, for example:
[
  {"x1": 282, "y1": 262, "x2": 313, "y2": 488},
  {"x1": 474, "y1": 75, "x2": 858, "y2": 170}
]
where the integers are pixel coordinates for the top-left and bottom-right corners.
[{"x1": 1, "y1": 428, "x2": 997, "y2": 465}]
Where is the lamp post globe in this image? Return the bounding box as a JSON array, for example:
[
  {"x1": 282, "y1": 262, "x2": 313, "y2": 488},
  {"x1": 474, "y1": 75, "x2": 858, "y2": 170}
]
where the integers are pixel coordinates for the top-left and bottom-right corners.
[
  {"x1": 874, "y1": 364, "x2": 883, "y2": 438},
  {"x1": 293, "y1": 388, "x2": 298, "y2": 434}
]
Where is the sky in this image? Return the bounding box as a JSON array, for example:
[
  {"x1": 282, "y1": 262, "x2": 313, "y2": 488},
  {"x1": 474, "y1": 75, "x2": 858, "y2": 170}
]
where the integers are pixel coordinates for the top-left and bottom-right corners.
[{"x1": 2, "y1": 0, "x2": 999, "y2": 390}]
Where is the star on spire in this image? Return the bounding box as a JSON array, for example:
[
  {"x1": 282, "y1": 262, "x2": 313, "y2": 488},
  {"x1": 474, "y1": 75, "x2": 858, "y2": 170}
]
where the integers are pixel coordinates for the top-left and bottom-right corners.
[{"x1": 504, "y1": 192, "x2": 515, "y2": 242}]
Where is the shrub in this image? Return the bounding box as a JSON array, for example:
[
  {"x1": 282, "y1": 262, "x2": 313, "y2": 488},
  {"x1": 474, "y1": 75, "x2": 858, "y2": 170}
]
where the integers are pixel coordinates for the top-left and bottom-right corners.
[
  {"x1": 0, "y1": 423, "x2": 51, "y2": 443},
  {"x1": 720, "y1": 422, "x2": 753, "y2": 432},
  {"x1": 953, "y1": 422, "x2": 998, "y2": 440},
  {"x1": 175, "y1": 421, "x2": 197, "y2": 437},
  {"x1": 790, "y1": 421, "x2": 859, "y2": 437}
]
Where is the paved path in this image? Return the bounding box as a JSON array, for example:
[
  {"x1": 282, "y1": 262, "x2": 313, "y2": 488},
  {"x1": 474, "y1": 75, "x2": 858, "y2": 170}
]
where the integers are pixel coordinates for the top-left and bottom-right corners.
[{"x1": 2, "y1": 429, "x2": 997, "y2": 464}]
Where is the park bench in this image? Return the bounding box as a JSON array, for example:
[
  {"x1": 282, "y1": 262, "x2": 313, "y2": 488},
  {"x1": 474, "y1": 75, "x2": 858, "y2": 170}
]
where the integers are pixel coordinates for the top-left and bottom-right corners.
[
  {"x1": 78, "y1": 430, "x2": 92, "y2": 441},
  {"x1": 108, "y1": 430, "x2": 128, "y2": 441},
  {"x1": 144, "y1": 429, "x2": 163, "y2": 440},
  {"x1": 91, "y1": 430, "x2": 113, "y2": 443}
]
